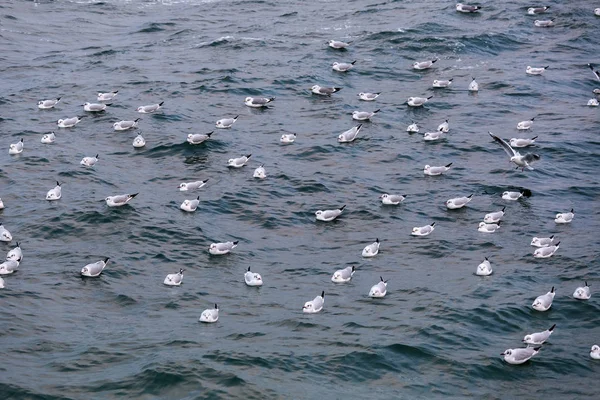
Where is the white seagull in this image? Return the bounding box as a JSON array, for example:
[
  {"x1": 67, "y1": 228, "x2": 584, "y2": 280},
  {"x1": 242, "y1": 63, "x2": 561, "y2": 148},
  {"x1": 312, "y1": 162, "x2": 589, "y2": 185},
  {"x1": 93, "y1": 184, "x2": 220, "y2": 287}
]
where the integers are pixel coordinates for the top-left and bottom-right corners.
[
  {"x1": 0, "y1": 223, "x2": 13, "y2": 242},
  {"x1": 331, "y1": 266, "x2": 355, "y2": 283},
  {"x1": 132, "y1": 134, "x2": 146, "y2": 148},
  {"x1": 413, "y1": 59, "x2": 437, "y2": 70},
  {"x1": 501, "y1": 347, "x2": 541, "y2": 365},
  {"x1": 280, "y1": 133, "x2": 297, "y2": 143},
  {"x1": 531, "y1": 235, "x2": 555, "y2": 247},
  {"x1": 244, "y1": 266, "x2": 263, "y2": 286},
  {"x1": 478, "y1": 221, "x2": 501, "y2": 233},
  {"x1": 532, "y1": 286, "x2": 555, "y2": 311},
  {"x1": 227, "y1": 154, "x2": 251, "y2": 168},
  {"x1": 209, "y1": 241, "x2": 238, "y2": 255},
  {"x1": 555, "y1": 209, "x2": 574, "y2": 224},
  {"x1": 178, "y1": 179, "x2": 209, "y2": 191},
  {"x1": 81, "y1": 257, "x2": 109, "y2": 277},
  {"x1": 489, "y1": 132, "x2": 540, "y2": 170},
  {"x1": 38, "y1": 97, "x2": 61, "y2": 109},
  {"x1": 424, "y1": 163, "x2": 452, "y2": 176},
  {"x1": 406, "y1": 121, "x2": 420, "y2": 133},
  {"x1": 105, "y1": 193, "x2": 138, "y2": 207},
  {"x1": 338, "y1": 124, "x2": 362, "y2": 143},
  {"x1": 137, "y1": 102, "x2": 164, "y2": 113},
  {"x1": 502, "y1": 191, "x2": 525, "y2": 201},
  {"x1": 97, "y1": 91, "x2": 118, "y2": 101},
  {"x1": 526, "y1": 65, "x2": 549, "y2": 75},
  {"x1": 433, "y1": 79, "x2": 453, "y2": 88},
  {"x1": 517, "y1": 118, "x2": 535, "y2": 130},
  {"x1": 199, "y1": 304, "x2": 219, "y2": 323},
  {"x1": 533, "y1": 242, "x2": 560, "y2": 258},
  {"x1": 358, "y1": 92, "x2": 381, "y2": 101},
  {"x1": 80, "y1": 154, "x2": 99, "y2": 167},
  {"x1": 41, "y1": 132, "x2": 56, "y2": 144},
  {"x1": 534, "y1": 18, "x2": 554, "y2": 27},
  {"x1": 332, "y1": 61, "x2": 356, "y2": 72},
  {"x1": 523, "y1": 324, "x2": 556, "y2": 345},
  {"x1": 57, "y1": 116, "x2": 84, "y2": 128},
  {"x1": 83, "y1": 102, "x2": 109, "y2": 112},
  {"x1": 180, "y1": 196, "x2": 200, "y2": 212},
  {"x1": 352, "y1": 109, "x2": 379, "y2": 121},
  {"x1": 437, "y1": 119, "x2": 449, "y2": 132},
  {"x1": 527, "y1": 6, "x2": 550, "y2": 15},
  {"x1": 302, "y1": 291, "x2": 325, "y2": 313},
  {"x1": 9, "y1": 138, "x2": 24, "y2": 155},
  {"x1": 187, "y1": 131, "x2": 213, "y2": 145},
  {"x1": 164, "y1": 268, "x2": 184, "y2": 286},
  {"x1": 483, "y1": 206, "x2": 505, "y2": 223},
  {"x1": 476, "y1": 257, "x2": 492, "y2": 276},
  {"x1": 253, "y1": 165, "x2": 267, "y2": 179},
  {"x1": 510, "y1": 136, "x2": 537, "y2": 147},
  {"x1": 0, "y1": 259, "x2": 20, "y2": 275},
  {"x1": 407, "y1": 96, "x2": 433, "y2": 107},
  {"x1": 311, "y1": 85, "x2": 342, "y2": 96},
  {"x1": 468, "y1": 77, "x2": 479, "y2": 91},
  {"x1": 328, "y1": 40, "x2": 350, "y2": 49},
  {"x1": 362, "y1": 238, "x2": 380, "y2": 257},
  {"x1": 573, "y1": 281, "x2": 591, "y2": 300},
  {"x1": 590, "y1": 345, "x2": 600, "y2": 359},
  {"x1": 423, "y1": 129, "x2": 446, "y2": 141},
  {"x1": 244, "y1": 97, "x2": 274, "y2": 108},
  {"x1": 216, "y1": 116, "x2": 238, "y2": 129},
  {"x1": 113, "y1": 118, "x2": 140, "y2": 131},
  {"x1": 456, "y1": 3, "x2": 481, "y2": 13},
  {"x1": 446, "y1": 194, "x2": 473, "y2": 209},
  {"x1": 315, "y1": 205, "x2": 346, "y2": 222},
  {"x1": 369, "y1": 276, "x2": 388, "y2": 298},
  {"x1": 380, "y1": 194, "x2": 406, "y2": 205},
  {"x1": 45, "y1": 181, "x2": 62, "y2": 201},
  {"x1": 412, "y1": 223, "x2": 435, "y2": 237},
  {"x1": 6, "y1": 242, "x2": 22, "y2": 261}
]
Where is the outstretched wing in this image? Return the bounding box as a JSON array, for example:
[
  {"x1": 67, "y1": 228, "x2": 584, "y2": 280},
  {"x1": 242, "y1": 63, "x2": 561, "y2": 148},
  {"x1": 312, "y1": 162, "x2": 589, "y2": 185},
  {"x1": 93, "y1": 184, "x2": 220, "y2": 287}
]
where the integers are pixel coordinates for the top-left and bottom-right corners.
[{"x1": 489, "y1": 132, "x2": 517, "y2": 158}]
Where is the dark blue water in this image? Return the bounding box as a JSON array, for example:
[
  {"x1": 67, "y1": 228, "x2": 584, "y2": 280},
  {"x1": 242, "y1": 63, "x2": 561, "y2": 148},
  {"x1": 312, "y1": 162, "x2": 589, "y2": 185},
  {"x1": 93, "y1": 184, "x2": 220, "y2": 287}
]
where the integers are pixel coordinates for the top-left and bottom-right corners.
[{"x1": 1, "y1": 0, "x2": 599, "y2": 398}]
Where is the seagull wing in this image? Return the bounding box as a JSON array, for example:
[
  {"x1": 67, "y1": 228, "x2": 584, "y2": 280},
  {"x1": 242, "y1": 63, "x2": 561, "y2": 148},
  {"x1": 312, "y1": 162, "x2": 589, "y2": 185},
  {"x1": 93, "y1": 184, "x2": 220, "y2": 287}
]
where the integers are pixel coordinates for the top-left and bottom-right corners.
[{"x1": 489, "y1": 132, "x2": 517, "y2": 158}]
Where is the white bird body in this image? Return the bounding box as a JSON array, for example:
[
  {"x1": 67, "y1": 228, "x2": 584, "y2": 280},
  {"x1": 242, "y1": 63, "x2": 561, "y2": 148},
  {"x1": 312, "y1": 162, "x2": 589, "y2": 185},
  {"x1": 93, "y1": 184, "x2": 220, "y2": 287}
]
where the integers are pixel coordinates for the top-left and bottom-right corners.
[
  {"x1": 9, "y1": 138, "x2": 24, "y2": 154},
  {"x1": 412, "y1": 223, "x2": 435, "y2": 237},
  {"x1": 332, "y1": 61, "x2": 356, "y2": 72},
  {"x1": 303, "y1": 291, "x2": 324, "y2": 313},
  {"x1": 489, "y1": 132, "x2": 540, "y2": 170},
  {"x1": 216, "y1": 116, "x2": 238, "y2": 129},
  {"x1": 478, "y1": 221, "x2": 501, "y2": 233},
  {"x1": 423, "y1": 130, "x2": 446, "y2": 141},
  {"x1": 502, "y1": 347, "x2": 541, "y2": 365},
  {"x1": 328, "y1": 40, "x2": 350, "y2": 49},
  {"x1": 588, "y1": 99, "x2": 600, "y2": 107},
  {"x1": 380, "y1": 194, "x2": 406, "y2": 205},
  {"x1": 433, "y1": 79, "x2": 453, "y2": 88},
  {"x1": 590, "y1": 345, "x2": 600, "y2": 359},
  {"x1": 0, "y1": 259, "x2": 19, "y2": 275},
  {"x1": 46, "y1": 182, "x2": 62, "y2": 201},
  {"x1": 517, "y1": 118, "x2": 535, "y2": 130},
  {"x1": 555, "y1": 209, "x2": 574, "y2": 223},
  {"x1": 413, "y1": 59, "x2": 437, "y2": 70},
  {"x1": 113, "y1": 118, "x2": 140, "y2": 131},
  {"x1": 528, "y1": 6, "x2": 549, "y2": 14},
  {"x1": 132, "y1": 134, "x2": 146, "y2": 148},
  {"x1": 407, "y1": 96, "x2": 433, "y2": 107},
  {"x1": 533, "y1": 242, "x2": 560, "y2": 258},
  {"x1": 456, "y1": 3, "x2": 481, "y2": 13},
  {"x1": 531, "y1": 235, "x2": 555, "y2": 247},
  {"x1": 437, "y1": 120, "x2": 449, "y2": 132},
  {"x1": 510, "y1": 136, "x2": 537, "y2": 147},
  {"x1": 406, "y1": 122, "x2": 419, "y2": 133},
  {"x1": 180, "y1": 196, "x2": 200, "y2": 212},
  {"x1": 41, "y1": 132, "x2": 56, "y2": 144},
  {"x1": 369, "y1": 277, "x2": 388, "y2": 298},
  {"x1": 446, "y1": 194, "x2": 473, "y2": 209},
  {"x1": 164, "y1": 268, "x2": 184, "y2": 286},
  {"x1": 187, "y1": 132, "x2": 213, "y2": 145},
  {"x1": 476, "y1": 258, "x2": 492, "y2": 276},
  {"x1": 80, "y1": 154, "x2": 99, "y2": 167},
  {"x1": 352, "y1": 109, "x2": 379, "y2": 121},
  {"x1": 137, "y1": 102, "x2": 164, "y2": 113},
  {"x1": 228, "y1": 154, "x2": 251, "y2": 168},
  {"x1": 81, "y1": 258, "x2": 109, "y2": 277},
  {"x1": 0, "y1": 277, "x2": 4, "y2": 289},
  {"x1": 424, "y1": 163, "x2": 452, "y2": 176},
  {"x1": 338, "y1": 124, "x2": 362, "y2": 143},
  {"x1": 468, "y1": 77, "x2": 479, "y2": 91},
  {"x1": 199, "y1": 304, "x2": 219, "y2": 323},
  {"x1": 57, "y1": 116, "x2": 84, "y2": 128},
  {"x1": 331, "y1": 266, "x2": 355, "y2": 283},
  {"x1": 0, "y1": 198, "x2": 4, "y2": 210},
  {"x1": 534, "y1": 19, "x2": 554, "y2": 27},
  {"x1": 244, "y1": 267, "x2": 263, "y2": 286},
  {"x1": 178, "y1": 180, "x2": 208, "y2": 191},
  {"x1": 97, "y1": 91, "x2": 118, "y2": 101},
  {"x1": 280, "y1": 133, "x2": 297, "y2": 143},
  {"x1": 6, "y1": 242, "x2": 22, "y2": 262},
  {"x1": 526, "y1": 65, "x2": 549, "y2": 75},
  {"x1": 209, "y1": 241, "x2": 238, "y2": 255},
  {"x1": 105, "y1": 193, "x2": 138, "y2": 207},
  {"x1": 315, "y1": 205, "x2": 346, "y2": 221},
  {"x1": 358, "y1": 92, "x2": 381, "y2": 101},
  {"x1": 362, "y1": 239, "x2": 380, "y2": 257},
  {"x1": 38, "y1": 97, "x2": 61, "y2": 109},
  {"x1": 523, "y1": 324, "x2": 556, "y2": 345},
  {"x1": 253, "y1": 165, "x2": 267, "y2": 179},
  {"x1": 573, "y1": 282, "x2": 591, "y2": 300},
  {"x1": 484, "y1": 206, "x2": 505, "y2": 223},
  {"x1": 0, "y1": 224, "x2": 12, "y2": 242},
  {"x1": 83, "y1": 102, "x2": 109, "y2": 112},
  {"x1": 532, "y1": 287, "x2": 555, "y2": 311},
  {"x1": 311, "y1": 85, "x2": 342, "y2": 96},
  {"x1": 244, "y1": 97, "x2": 274, "y2": 108},
  {"x1": 502, "y1": 191, "x2": 523, "y2": 201}
]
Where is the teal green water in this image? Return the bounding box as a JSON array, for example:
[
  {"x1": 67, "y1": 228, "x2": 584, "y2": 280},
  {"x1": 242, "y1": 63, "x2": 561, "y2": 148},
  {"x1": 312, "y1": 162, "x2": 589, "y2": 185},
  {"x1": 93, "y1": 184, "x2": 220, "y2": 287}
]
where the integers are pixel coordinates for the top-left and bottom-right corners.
[{"x1": 1, "y1": 1, "x2": 599, "y2": 399}]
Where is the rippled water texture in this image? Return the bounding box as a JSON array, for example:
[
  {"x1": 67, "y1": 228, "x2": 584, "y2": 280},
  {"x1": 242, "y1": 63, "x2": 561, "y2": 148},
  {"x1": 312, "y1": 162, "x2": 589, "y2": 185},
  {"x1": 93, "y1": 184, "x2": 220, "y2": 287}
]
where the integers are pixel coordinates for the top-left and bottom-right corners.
[{"x1": 1, "y1": 0, "x2": 599, "y2": 398}]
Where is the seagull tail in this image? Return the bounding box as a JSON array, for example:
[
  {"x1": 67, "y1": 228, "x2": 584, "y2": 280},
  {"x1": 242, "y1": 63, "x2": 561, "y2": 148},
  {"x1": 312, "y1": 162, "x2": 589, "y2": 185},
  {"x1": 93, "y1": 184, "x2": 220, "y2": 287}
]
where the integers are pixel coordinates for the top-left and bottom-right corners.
[
  {"x1": 549, "y1": 324, "x2": 556, "y2": 332},
  {"x1": 445, "y1": 163, "x2": 453, "y2": 167}
]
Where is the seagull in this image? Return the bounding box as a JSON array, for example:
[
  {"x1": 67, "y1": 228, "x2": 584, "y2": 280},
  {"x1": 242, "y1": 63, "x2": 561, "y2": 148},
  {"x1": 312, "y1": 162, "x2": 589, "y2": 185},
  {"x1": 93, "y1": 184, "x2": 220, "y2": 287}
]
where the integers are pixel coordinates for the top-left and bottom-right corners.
[
  {"x1": 180, "y1": 196, "x2": 200, "y2": 212},
  {"x1": 413, "y1": 59, "x2": 437, "y2": 70},
  {"x1": 199, "y1": 304, "x2": 219, "y2": 323},
  {"x1": 501, "y1": 347, "x2": 541, "y2": 365},
  {"x1": 527, "y1": 6, "x2": 549, "y2": 14},
  {"x1": 311, "y1": 85, "x2": 342, "y2": 96},
  {"x1": 302, "y1": 290, "x2": 325, "y2": 314},
  {"x1": 9, "y1": 138, "x2": 24, "y2": 155},
  {"x1": 0, "y1": 223, "x2": 13, "y2": 242},
  {"x1": 338, "y1": 124, "x2": 362, "y2": 143},
  {"x1": 0, "y1": 277, "x2": 4, "y2": 288},
  {"x1": 531, "y1": 235, "x2": 555, "y2": 247},
  {"x1": 438, "y1": 119, "x2": 449, "y2": 132},
  {"x1": 468, "y1": 77, "x2": 479, "y2": 91},
  {"x1": 105, "y1": 193, "x2": 138, "y2": 207},
  {"x1": 0, "y1": 259, "x2": 20, "y2": 275},
  {"x1": 41, "y1": 132, "x2": 56, "y2": 144},
  {"x1": 533, "y1": 242, "x2": 560, "y2": 258},
  {"x1": 332, "y1": 61, "x2": 356, "y2": 72},
  {"x1": 328, "y1": 40, "x2": 350, "y2": 49},
  {"x1": 81, "y1": 257, "x2": 109, "y2": 277},
  {"x1": 483, "y1": 206, "x2": 505, "y2": 223},
  {"x1": 369, "y1": 276, "x2": 388, "y2": 298},
  {"x1": 132, "y1": 134, "x2": 145, "y2": 148},
  {"x1": 227, "y1": 154, "x2": 251, "y2": 168},
  {"x1": 0, "y1": 198, "x2": 4, "y2": 210},
  {"x1": 590, "y1": 345, "x2": 600, "y2": 359},
  {"x1": 113, "y1": 118, "x2": 140, "y2": 131},
  {"x1": 331, "y1": 266, "x2": 355, "y2": 283},
  {"x1": 433, "y1": 78, "x2": 453, "y2": 88},
  {"x1": 315, "y1": 205, "x2": 345, "y2": 221},
  {"x1": 517, "y1": 118, "x2": 535, "y2": 130},
  {"x1": 380, "y1": 194, "x2": 406, "y2": 205},
  {"x1": 534, "y1": 18, "x2": 555, "y2": 27},
  {"x1": 253, "y1": 165, "x2": 267, "y2": 179},
  {"x1": 476, "y1": 257, "x2": 492, "y2": 276},
  {"x1": 57, "y1": 116, "x2": 84, "y2": 128},
  {"x1": 244, "y1": 97, "x2": 274, "y2": 108},
  {"x1": 45, "y1": 181, "x2": 61, "y2": 201},
  {"x1": 178, "y1": 179, "x2": 209, "y2": 191},
  {"x1": 406, "y1": 121, "x2": 419, "y2": 133},
  {"x1": 555, "y1": 209, "x2": 574, "y2": 223},
  {"x1": 456, "y1": 3, "x2": 481, "y2": 13},
  {"x1": 407, "y1": 96, "x2": 433, "y2": 107},
  {"x1": 532, "y1": 286, "x2": 555, "y2": 311},
  {"x1": 510, "y1": 136, "x2": 538, "y2": 148},
  {"x1": 588, "y1": 99, "x2": 600, "y2": 107},
  {"x1": 164, "y1": 268, "x2": 184, "y2": 286},
  {"x1": 502, "y1": 191, "x2": 526, "y2": 201},
  {"x1": 137, "y1": 101, "x2": 164, "y2": 113},
  {"x1": 97, "y1": 91, "x2": 118, "y2": 101},
  {"x1": 526, "y1": 65, "x2": 549, "y2": 75},
  {"x1": 446, "y1": 194, "x2": 473, "y2": 209},
  {"x1": 80, "y1": 154, "x2": 99, "y2": 167},
  {"x1": 362, "y1": 238, "x2": 380, "y2": 257},
  {"x1": 589, "y1": 64, "x2": 600, "y2": 81},
  {"x1": 573, "y1": 282, "x2": 591, "y2": 300},
  {"x1": 38, "y1": 97, "x2": 61, "y2": 109},
  {"x1": 6, "y1": 242, "x2": 22, "y2": 261},
  {"x1": 83, "y1": 102, "x2": 109, "y2": 112},
  {"x1": 423, "y1": 129, "x2": 446, "y2": 141},
  {"x1": 523, "y1": 324, "x2": 556, "y2": 345},
  {"x1": 187, "y1": 131, "x2": 213, "y2": 145},
  {"x1": 352, "y1": 109, "x2": 380, "y2": 121},
  {"x1": 280, "y1": 133, "x2": 297, "y2": 143},
  {"x1": 303, "y1": 291, "x2": 325, "y2": 313},
  {"x1": 478, "y1": 221, "x2": 501, "y2": 233},
  {"x1": 209, "y1": 241, "x2": 238, "y2": 255},
  {"x1": 216, "y1": 116, "x2": 238, "y2": 129},
  {"x1": 596, "y1": 8, "x2": 600, "y2": 17},
  {"x1": 412, "y1": 223, "x2": 435, "y2": 237},
  {"x1": 488, "y1": 132, "x2": 540, "y2": 170},
  {"x1": 358, "y1": 92, "x2": 381, "y2": 101},
  {"x1": 424, "y1": 163, "x2": 452, "y2": 176},
  {"x1": 244, "y1": 266, "x2": 263, "y2": 286}
]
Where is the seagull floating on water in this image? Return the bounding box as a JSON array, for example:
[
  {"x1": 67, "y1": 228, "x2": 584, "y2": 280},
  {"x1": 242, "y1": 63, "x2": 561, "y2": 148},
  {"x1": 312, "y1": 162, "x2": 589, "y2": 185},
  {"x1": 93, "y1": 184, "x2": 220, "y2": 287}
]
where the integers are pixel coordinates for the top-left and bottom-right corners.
[
  {"x1": 590, "y1": 345, "x2": 600, "y2": 359},
  {"x1": 280, "y1": 133, "x2": 297, "y2": 143},
  {"x1": 478, "y1": 221, "x2": 501, "y2": 233},
  {"x1": 433, "y1": 79, "x2": 453, "y2": 88},
  {"x1": 446, "y1": 194, "x2": 473, "y2": 209},
  {"x1": 406, "y1": 121, "x2": 419, "y2": 133},
  {"x1": 533, "y1": 242, "x2": 560, "y2": 258},
  {"x1": 45, "y1": 181, "x2": 61, "y2": 201},
  {"x1": 510, "y1": 136, "x2": 537, "y2": 147},
  {"x1": 526, "y1": 65, "x2": 549, "y2": 75},
  {"x1": 9, "y1": 138, "x2": 24, "y2": 155},
  {"x1": 228, "y1": 154, "x2": 251, "y2": 168},
  {"x1": 362, "y1": 238, "x2": 380, "y2": 257},
  {"x1": 501, "y1": 347, "x2": 541, "y2": 365},
  {"x1": 573, "y1": 281, "x2": 591, "y2": 300},
  {"x1": 437, "y1": 119, "x2": 449, "y2": 132},
  {"x1": 531, "y1": 235, "x2": 555, "y2": 247},
  {"x1": 328, "y1": 40, "x2": 350, "y2": 49},
  {"x1": 6, "y1": 242, "x2": 22, "y2": 261},
  {"x1": 456, "y1": 3, "x2": 481, "y2": 13},
  {"x1": 137, "y1": 102, "x2": 164, "y2": 113},
  {"x1": 555, "y1": 209, "x2": 574, "y2": 224},
  {"x1": 80, "y1": 154, "x2": 99, "y2": 167},
  {"x1": 132, "y1": 134, "x2": 146, "y2": 148},
  {"x1": 81, "y1": 257, "x2": 109, "y2": 277},
  {"x1": 331, "y1": 266, "x2": 355, "y2": 283},
  {"x1": 199, "y1": 304, "x2": 219, "y2": 323},
  {"x1": 369, "y1": 276, "x2": 388, "y2": 298},
  {"x1": 424, "y1": 163, "x2": 452, "y2": 176},
  {"x1": 187, "y1": 131, "x2": 213, "y2": 145},
  {"x1": 352, "y1": 110, "x2": 379, "y2": 121},
  {"x1": 332, "y1": 61, "x2": 356, "y2": 72},
  {"x1": 164, "y1": 268, "x2": 184, "y2": 286},
  {"x1": 338, "y1": 125, "x2": 362, "y2": 143},
  {"x1": 41, "y1": 132, "x2": 56, "y2": 144},
  {"x1": 413, "y1": 59, "x2": 437, "y2": 70},
  {"x1": 113, "y1": 118, "x2": 140, "y2": 131},
  {"x1": 58, "y1": 116, "x2": 84, "y2": 128},
  {"x1": 484, "y1": 206, "x2": 505, "y2": 223},
  {"x1": 83, "y1": 102, "x2": 109, "y2": 112},
  {"x1": 244, "y1": 97, "x2": 274, "y2": 108},
  {"x1": 303, "y1": 291, "x2": 325, "y2": 313},
  {"x1": 476, "y1": 257, "x2": 492, "y2": 276},
  {"x1": 358, "y1": 92, "x2": 381, "y2": 101},
  {"x1": 502, "y1": 190, "x2": 528, "y2": 201},
  {"x1": 527, "y1": 6, "x2": 549, "y2": 15},
  {"x1": 412, "y1": 223, "x2": 435, "y2": 237},
  {"x1": 216, "y1": 116, "x2": 238, "y2": 129},
  {"x1": 178, "y1": 179, "x2": 209, "y2": 191},
  {"x1": 532, "y1": 286, "x2": 555, "y2": 311},
  {"x1": 423, "y1": 129, "x2": 446, "y2": 141},
  {"x1": 0, "y1": 223, "x2": 13, "y2": 242},
  {"x1": 38, "y1": 97, "x2": 61, "y2": 109},
  {"x1": 315, "y1": 205, "x2": 345, "y2": 222},
  {"x1": 244, "y1": 266, "x2": 263, "y2": 286},
  {"x1": 588, "y1": 99, "x2": 599, "y2": 106},
  {"x1": 0, "y1": 259, "x2": 20, "y2": 275},
  {"x1": 468, "y1": 77, "x2": 479, "y2": 91},
  {"x1": 407, "y1": 96, "x2": 433, "y2": 107},
  {"x1": 209, "y1": 241, "x2": 238, "y2": 255},
  {"x1": 523, "y1": 324, "x2": 556, "y2": 345},
  {"x1": 180, "y1": 196, "x2": 200, "y2": 212},
  {"x1": 105, "y1": 193, "x2": 138, "y2": 207},
  {"x1": 253, "y1": 165, "x2": 267, "y2": 179},
  {"x1": 380, "y1": 194, "x2": 406, "y2": 205},
  {"x1": 517, "y1": 118, "x2": 535, "y2": 130},
  {"x1": 311, "y1": 85, "x2": 342, "y2": 96},
  {"x1": 534, "y1": 18, "x2": 555, "y2": 27},
  {"x1": 97, "y1": 91, "x2": 118, "y2": 101}
]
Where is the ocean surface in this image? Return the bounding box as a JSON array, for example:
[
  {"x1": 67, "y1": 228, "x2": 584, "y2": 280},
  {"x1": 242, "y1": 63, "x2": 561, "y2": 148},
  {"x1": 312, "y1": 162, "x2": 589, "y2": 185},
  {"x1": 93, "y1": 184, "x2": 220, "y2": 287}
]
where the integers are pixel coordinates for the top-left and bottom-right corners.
[{"x1": 1, "y1": 0, "x2": 599, "y2": 398}]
